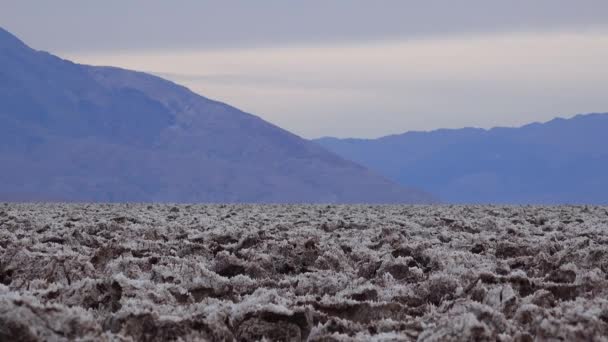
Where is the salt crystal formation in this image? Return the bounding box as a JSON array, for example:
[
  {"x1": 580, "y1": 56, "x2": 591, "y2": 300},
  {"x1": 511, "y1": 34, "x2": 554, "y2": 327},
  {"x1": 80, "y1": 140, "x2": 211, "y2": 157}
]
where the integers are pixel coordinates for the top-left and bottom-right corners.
[{"x1": 1, "y1": 204, "x2": 608, "y2": 341}]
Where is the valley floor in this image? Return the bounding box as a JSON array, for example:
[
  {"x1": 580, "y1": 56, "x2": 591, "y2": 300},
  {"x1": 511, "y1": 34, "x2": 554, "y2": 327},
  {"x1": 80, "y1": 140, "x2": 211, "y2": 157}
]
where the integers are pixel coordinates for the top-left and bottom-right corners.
[{"x1": 1, "y1": 204, "x2": 608, "y2": 341}]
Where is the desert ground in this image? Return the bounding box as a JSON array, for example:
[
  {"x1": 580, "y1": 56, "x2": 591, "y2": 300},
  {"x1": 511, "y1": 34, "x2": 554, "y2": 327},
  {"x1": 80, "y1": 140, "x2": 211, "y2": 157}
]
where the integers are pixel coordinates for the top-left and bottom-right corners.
[{"x1": 1, "y1": 204, "x2": 608, "y2": 341}]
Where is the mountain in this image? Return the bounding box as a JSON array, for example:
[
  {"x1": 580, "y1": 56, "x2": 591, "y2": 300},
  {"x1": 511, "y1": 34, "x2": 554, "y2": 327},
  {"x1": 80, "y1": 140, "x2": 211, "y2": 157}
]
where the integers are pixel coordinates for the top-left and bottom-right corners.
[
  {"x1": 316, "y1": 113, "x2": 608, "y2": 204},
  {"x1": 0, "y1": 27, "x2": 434, "y2": 203}
]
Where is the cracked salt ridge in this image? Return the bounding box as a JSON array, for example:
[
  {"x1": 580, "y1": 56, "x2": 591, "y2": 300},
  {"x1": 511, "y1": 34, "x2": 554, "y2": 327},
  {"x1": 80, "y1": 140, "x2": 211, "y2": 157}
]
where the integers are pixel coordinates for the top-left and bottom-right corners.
[{"x1": 1, "y1": 205, "x2": 608, "y2": 341}]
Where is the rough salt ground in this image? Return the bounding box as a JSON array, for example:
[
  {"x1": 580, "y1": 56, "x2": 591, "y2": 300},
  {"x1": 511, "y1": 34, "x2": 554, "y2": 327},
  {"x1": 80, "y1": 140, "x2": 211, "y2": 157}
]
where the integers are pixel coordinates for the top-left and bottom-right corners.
[{"x1": 1, "y1": 204, "x2": 608, "y2": 341}]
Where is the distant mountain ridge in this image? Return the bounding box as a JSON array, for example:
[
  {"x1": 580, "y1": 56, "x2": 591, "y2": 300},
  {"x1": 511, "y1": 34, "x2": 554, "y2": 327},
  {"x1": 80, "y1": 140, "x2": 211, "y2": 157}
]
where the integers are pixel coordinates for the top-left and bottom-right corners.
[
  {"x1": 316, "y1": 113, "x2": 608, "y2": 204},
  {"x1": 0, "y1": 27, "x2": 434, "y2": 203}
]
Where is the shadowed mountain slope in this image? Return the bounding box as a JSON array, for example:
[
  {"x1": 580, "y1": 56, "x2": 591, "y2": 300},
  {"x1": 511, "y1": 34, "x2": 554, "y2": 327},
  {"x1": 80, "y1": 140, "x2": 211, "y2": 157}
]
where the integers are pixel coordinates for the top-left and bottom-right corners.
[
  {"x1": 316, "y1": 113, "x2": 608, "y2": 204},
  {"x1": 0, "y1": 27, "x2": 434, "y2": 203}
]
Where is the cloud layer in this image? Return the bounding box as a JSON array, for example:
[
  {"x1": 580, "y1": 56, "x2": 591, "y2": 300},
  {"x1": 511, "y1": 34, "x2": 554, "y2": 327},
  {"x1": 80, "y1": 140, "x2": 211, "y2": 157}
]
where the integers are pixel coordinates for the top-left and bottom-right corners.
[
  {"x1": 3, "y1": 0, "x2": 608, "y2": 52},
  {"x1": 66, "y1": 31, "x2": 608, "y2": 138}
]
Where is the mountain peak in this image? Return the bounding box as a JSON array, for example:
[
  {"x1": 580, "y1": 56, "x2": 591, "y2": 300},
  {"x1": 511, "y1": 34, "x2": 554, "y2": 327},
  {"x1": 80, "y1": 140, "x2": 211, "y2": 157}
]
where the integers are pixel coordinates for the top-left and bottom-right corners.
[
  {"x1": 0, "y1": 27, "x2": 28, "y2": 50},
  {"x1": 0, "y1": 28, "x2": 433, "y2": 203}
]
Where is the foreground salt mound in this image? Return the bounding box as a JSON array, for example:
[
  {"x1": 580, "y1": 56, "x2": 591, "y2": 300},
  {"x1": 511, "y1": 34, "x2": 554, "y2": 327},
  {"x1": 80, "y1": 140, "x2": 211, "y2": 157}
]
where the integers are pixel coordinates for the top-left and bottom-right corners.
[{"x1": 1, "y1": 204, "x2": 608, "y2": 341}]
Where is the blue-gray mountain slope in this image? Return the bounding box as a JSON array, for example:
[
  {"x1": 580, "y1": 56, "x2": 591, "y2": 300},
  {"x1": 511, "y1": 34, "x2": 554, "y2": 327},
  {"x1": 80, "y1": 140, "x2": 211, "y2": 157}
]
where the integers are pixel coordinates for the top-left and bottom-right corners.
[
  {"x1": 316, "y1": 114, "x2": 608, "y2": 204},
  {"x1": 0, "y1": 27, "x2": 434, "y2": 203}
]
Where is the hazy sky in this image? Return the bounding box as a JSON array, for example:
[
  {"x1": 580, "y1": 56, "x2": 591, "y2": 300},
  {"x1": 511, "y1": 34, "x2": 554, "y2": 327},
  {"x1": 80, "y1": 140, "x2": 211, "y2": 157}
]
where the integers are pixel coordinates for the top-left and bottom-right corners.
[{"x1": 2, "y1": 1, "x2": 608, "y2": 138}]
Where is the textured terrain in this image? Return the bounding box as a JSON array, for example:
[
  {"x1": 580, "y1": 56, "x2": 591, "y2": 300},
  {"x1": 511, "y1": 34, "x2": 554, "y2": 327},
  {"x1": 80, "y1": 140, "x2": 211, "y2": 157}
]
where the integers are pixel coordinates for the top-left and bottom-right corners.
[{"x1": 1, "y1": 204, "x2": 608, "y2": 341}]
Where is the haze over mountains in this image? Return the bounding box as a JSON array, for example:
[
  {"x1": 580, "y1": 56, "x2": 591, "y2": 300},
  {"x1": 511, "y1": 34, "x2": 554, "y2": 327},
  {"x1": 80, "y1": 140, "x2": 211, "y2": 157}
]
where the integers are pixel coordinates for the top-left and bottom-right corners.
[
  {"x1": 0, "y1": 27, "x2": 433, "y2": 203},
  {"x1": 317, "y1": 113, "x2": 608, "y2": 204},
  {"x1": 2, "y1": 26, "x2": 605, "y2": 205}
]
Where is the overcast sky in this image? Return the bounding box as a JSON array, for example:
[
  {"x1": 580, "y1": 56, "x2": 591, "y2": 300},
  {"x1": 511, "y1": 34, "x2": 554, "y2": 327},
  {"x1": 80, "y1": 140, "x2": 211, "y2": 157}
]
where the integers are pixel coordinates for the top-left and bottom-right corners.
[{"x1": 2, "y1": 0, "x2": 608, "y2": 138}]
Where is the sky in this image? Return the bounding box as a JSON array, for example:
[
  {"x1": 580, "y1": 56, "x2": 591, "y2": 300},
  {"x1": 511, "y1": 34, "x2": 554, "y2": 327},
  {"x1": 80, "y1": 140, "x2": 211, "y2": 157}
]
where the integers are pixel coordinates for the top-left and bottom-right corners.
[{"x1": 2, "y1": 0, "x2": 608, "y2": 138}]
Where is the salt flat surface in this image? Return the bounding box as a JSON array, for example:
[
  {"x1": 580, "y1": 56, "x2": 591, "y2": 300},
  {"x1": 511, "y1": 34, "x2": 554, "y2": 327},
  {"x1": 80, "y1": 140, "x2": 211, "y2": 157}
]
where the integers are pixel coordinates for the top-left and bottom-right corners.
[{"x1": 1, "y1": 204, "x2": 608, "y2": 341}]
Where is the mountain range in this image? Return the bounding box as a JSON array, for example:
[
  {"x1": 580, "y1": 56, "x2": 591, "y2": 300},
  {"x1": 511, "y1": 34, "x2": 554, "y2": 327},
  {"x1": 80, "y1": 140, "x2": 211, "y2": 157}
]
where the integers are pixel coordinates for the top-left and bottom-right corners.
[
  {"x1": 3, "y1": 26, "x2": 605, "y2": 205},
  {"x1": 316, "y1": 113, "x2": 608, "y2": 204},
  {"x1": 0, "y1": 27, "x2": 434, "y2": 203}
]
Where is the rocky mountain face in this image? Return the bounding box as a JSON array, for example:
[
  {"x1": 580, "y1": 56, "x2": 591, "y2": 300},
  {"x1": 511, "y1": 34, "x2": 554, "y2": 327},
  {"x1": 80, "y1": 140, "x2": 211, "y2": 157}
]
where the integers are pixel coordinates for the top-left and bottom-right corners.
[
  {"x1": 316, "y1": 113, "x2": 608, "y2": 204},
  {"x1": 0, "y1": 27, "x2": 433, "y2": 203}
]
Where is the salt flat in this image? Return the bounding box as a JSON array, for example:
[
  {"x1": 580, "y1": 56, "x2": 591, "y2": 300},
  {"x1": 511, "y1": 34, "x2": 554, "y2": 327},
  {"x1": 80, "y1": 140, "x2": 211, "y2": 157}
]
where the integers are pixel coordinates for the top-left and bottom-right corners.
[{"x1": 1, "y1": 204, "x2": 608, "y2": 341}]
